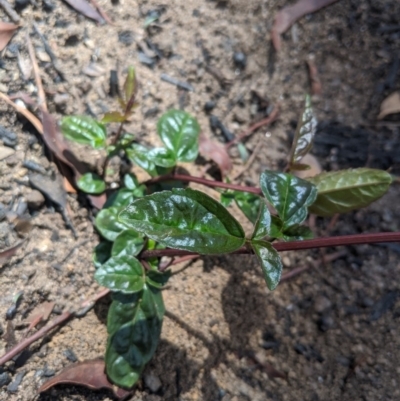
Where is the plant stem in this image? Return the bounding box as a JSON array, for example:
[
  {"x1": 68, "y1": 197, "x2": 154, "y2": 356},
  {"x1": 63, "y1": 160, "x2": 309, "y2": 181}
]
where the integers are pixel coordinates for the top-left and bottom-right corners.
[
  {"x1": 146, "y1": 173, "x2": 262, "y2": 195},
  {"x1": 140, "y1": 231, "x2": 400, "y2": 259}
]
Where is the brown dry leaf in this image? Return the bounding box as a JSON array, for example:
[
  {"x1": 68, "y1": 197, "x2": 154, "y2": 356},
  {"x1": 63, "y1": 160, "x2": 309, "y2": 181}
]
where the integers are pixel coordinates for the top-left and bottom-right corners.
[
  {"x1": 62, "y1": 0, "x2": 104, "y2": 23},
  {"x1": 294, "y1": 154, "x2": 322, "y2": 179},
  {"x1": 38, "y1": 360, "x2": 132, "y2": 400},
  {"x1": 377, "y1": 92, "x2": 400, "y2": 120},
  {"x1": 306, "y1": 59, "x2": 322, "y2": 95},
  {"x1": 271, "y1": 0, "x2": 340, "y2": 51},
  {"x1": 0, "y1": 22, "x2": 18, "y2": 51},
  {"x1": 199, "y1": 132, "x2": 232, "y2": 176},
  {"x1": 0, "y1": 242, "x2": 24, "y2": 267},
  {"x1": 25, "y1": 301, "x2": 55, "y2": 331}
]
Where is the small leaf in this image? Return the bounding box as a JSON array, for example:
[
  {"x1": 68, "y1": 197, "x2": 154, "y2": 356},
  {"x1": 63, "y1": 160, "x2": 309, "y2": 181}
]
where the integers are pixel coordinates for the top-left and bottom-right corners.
[
  {"x1": 282, "y1": 225, "x2": 313, "y2": 241},
  {"x1": 308, "y1": 168, "x2": 392, "y2": 216},
  {"x1": 220, "y1": 191, "x2": 235, "y2": 207},
  {"x1": 123, "y1": 174, "x2": 141, "y2": 192},
  {"x1": 123, "y1": 66, "x2": 137, "y2": 109},
  {"x1": 95, "y1": 255, "x2": 145, "y2": 293},
  {"x1": 106, "y1": 286, "x2": 164, "y2": 389},
  {"x1": 95, "y1": 207, "x2": 129, "y2": 241},
  {"x1": 102, "y1": 112, "x2": 126, "y2": 124},
  {"x1": 126, "y1": 144, "x2": 157, "y2": 176},
  {"x1": 157, "y1": 110, "x2": 200, "y2": 162},
  {"x1": 61, "y1": 116, "x2": 107, "y2": 149},
  {"x1": 120, "y1": 188, "x2": 245, "y2": 255},
  {"x1": 251, "y1": 202, "x2": 271, "y2": 240},
  {"x1": 251, "y1": 240, "x2": 282, "y2": 291},
  {"x1": 77, "y1": 172, "x2": 106, "y2": 194},
  {"x1": 234, "y1": 192, "x2": 261, "y2": 223},
  {"x1": 260, "y1": 170, "x2": 317, "y2": 228},
  {"x1": 147, "y1": 147, "x2": 176, "y2": 168},
  {"x1": 112, "y1": 230, "x2": 145, "y2": 258},
  {"x1": 93, "y1": 241, "x2": 112, "y2": 268},
  {"x1": 104, "y1": 189, "x2": 137, "y2": 210},
  {"x1": 199, "y1": 132, "x2": 232, "y2": 176},
  {"x1": 146, "y1": 270, "x2": 171, "y2": 289},
  {"x1": 289, "y1": 94, "x2": 317, "y2": 166}
]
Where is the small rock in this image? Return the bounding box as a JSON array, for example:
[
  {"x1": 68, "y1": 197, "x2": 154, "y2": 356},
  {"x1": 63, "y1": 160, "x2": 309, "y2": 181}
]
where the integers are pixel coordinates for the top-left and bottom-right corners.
[
  {"x1": 118, "y1": 30, "x2": 135, "y2": 46},
  {"x1": 43, "y1": 367, "x2": 55, "y2": 377},
  {"x1": 233, "y1": 52, "x2": 246, "y2": 69},
  {"x1": 14, "y1": 0, "x2": 30, "y2": 10},
  {"x1": 43, "y1": 0, "x2": 55, "y2": 11},
  {"x1": 0, "y1": 146, "x2": 15, "y2": 161},
  {"x1": 0, "y1": 372, "x2": 11, "y2": 388},
  {"x1": 314, "y1": 295, "x2": 332, "y2": 313},
  {"x1": 7, "y1": 371, "x2": 25, "y2": 393},
  {"x1": 204, "y1": 101, "x2": 216, "y2": 112},
  {"x1": 144, "y1": 373, "x2": 162, "y2": 393},
  {"x1": 0, "y1": 126, "x2": 17, "y2": 148},
  {"x1": 63, "y1": 349, "x2": 78, "y2": 362},
  {"x1": 26, "y1": 190, "x2": 45, "y2": 210},
  {"x1": 53, "y1": 93, "x2": 70, "y2": 106},
  {"x1": 317, "y1": 314, "x2": 335, "y2": 332},
  {"x1": 5, "y1": 154, "x2": 18, "y2": 166}
]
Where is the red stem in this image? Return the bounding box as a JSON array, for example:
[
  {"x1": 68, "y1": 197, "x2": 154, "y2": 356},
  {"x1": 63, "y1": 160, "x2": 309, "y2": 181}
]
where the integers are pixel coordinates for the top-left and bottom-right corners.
[
  {"x1": 146, "y1": 173, "x2": 262, "y2": 194},
  {"x1": 140, "y1": 231, "x2": 400, "y2": 258}
]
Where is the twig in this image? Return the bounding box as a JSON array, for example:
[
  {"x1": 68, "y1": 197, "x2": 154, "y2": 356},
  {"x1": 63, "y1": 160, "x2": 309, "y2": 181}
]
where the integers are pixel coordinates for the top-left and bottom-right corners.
[
  {"x1": 231, "y1": 137, "x2": 264, "y2": 181},
  {"x1": 160, "y1": 74, "x2": 194, "y2": 92},
  {"x1": 88, "y1": 0, "x2": 113, "y2": 24},
  {"x1": 225, "y1": 106, "x2": 279, "y2": 149},
  {"x1": 0, "y1": 0, "x2": 20, "y2": 23}
]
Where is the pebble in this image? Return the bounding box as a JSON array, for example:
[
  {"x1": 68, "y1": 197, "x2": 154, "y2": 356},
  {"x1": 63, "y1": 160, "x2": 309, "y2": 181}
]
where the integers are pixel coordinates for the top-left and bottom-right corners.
[
  {"x1": 7, "y1": 371, "x2": 25, "y2": 393},
  {"x1": 63, "y1": 348, "x2": 78, "y2": 362},
  {"x1": 5, "y1": 154, "x2": 18, "y2": 166},
  {"x1": 233, "y1": 52, "x2": 246, "y2": 69},
  {"x1": 0, "y1": 372, "x2": 11, "y2": 388},
  {"x1": 118, "y1": 30, "x2": 135, "y2": 46},
  {"x1": 0, "y1": 126, "x2": 17, "y2": 148},
  {"x1": 314, "y1": 295, "x2": 332, "y2": 313},
  {"x1": 204, "y1": 101, "x2": 216, "y2": 112},
  {"x1": 26, "y1": 190, "x2": 45, "y2": 210},
  {"x1": 144, "y1": 373, "x2": 162, "y2": 393},
  {"x1": 317, "y1": 314, "x2": 335, "y2": 332},
  {"x1": 0, "y1": 146, "x2": 15, "y2": 161}
]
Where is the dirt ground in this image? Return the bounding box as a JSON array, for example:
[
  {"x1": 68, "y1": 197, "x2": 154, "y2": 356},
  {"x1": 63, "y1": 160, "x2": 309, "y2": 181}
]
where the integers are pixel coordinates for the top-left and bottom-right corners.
[{"x1": 1, "y1": 0, "x2": 400, "y2": 400}]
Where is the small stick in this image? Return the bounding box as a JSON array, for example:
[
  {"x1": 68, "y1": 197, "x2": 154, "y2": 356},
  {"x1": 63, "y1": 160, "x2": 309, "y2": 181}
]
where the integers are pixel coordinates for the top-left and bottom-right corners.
[
  {"x1": 0, "y1": 0, "x2": 20, "y2": 23},
  {"x1": 88, "y1": 0, "x2": 113, "y2": 24},
  {"x1": 160, "y1": 74, "x2": 194, "y2": 92},
  {"x1": 225, "y1": 106, "x2": 279, "y2": 149}
]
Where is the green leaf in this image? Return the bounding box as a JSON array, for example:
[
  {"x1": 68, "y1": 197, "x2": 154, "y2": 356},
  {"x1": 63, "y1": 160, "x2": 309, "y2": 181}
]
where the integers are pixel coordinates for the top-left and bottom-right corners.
[
  {"x1": 234, "y1": 192, "x2": 261, "y2": 223},
  {"x1": 147, "y1": 147, "x2": 176, "y2": 168},
  {"x1": 260, "y1": 170, "x2": 317, "y2": 228},
  {"x1": 95, "y1": 207, "x2": 129, "y2": 241},
  {"x1": 93, "y1": 241, "x2": 112, "y2": 269},
  {"x1": 251, "y1": 202, "x2": 271, "y2": 240},
  {"x1": 126, "y1": 144, "x2": 157, "y2": 176},
  {"x1": 112, "y1": 230, "x2": 145, "y2": 258},
  {"x1": 105, "y1": 286, "x2": 164, "y2": 388},
  {"x1": 220, "y1": 191, "x2": 235, "y2": 208},
  {"x1": 77, "y1": 172, "x2": 106, "y2": 194},
  {"x1": 61, "y1": 116, "x2": 107, "y2": 149},
  {"x1": 102, "y1": 112, "x2": 127, "y2": 124},
  {"x1": 251, "y1": 240, "x2": 282, "y2": 291},
  {"x1": 146, "y1": 269, "x2": 171, "y2": 289},
  {"x1": 157, "y1": 110, "x2": 200, "y2": 162},
  {"x1": 308, "y1": 168, "x2": 392, "y2": 217},
  {"x1": 95, "y1": 255, "x2": 145, "y2": 293},
  {"x1": 282, "y1": 225, "x2": 313, "y2": 241},
  {"x1": 104, "y1": 189, "x2": 137, "y2": 210},
  {"x1": 123, "y1": 174, "x2": 146, "y2": 196},
  {"x1": 120, "y1": 188, "x2": 245, "y2": 255},
  {"x1": 289, "y1": 94, "x2": 317, "y2": 166},
  {"x1": 124, "y1": 66, "x2": 136, "y2": 109}
]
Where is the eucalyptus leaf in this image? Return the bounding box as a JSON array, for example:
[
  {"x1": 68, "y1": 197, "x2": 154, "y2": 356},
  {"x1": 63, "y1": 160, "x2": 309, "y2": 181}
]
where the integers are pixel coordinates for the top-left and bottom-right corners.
[
  {"x1": 251, "y1": 240, "x2": 282, "y2": 291},
  {"x1": 77, "y1": 172, "x2": 106, "y2": 194},
  {"x1": 260, "y1": 170, "x2": 317, "y2": 228},
  {"x1": 120, "y1": 188, "x2": 245, "y2": 254},
  {"x1": 95, "y1": 255, "x2": 145, "y2": 293},
  {"x1": 112, "y1": 230, "x2": 145, "y2": 258},
  {"x1": 105, "y1": 286, "x2": 164, "y2": 388},
  {"x1": 289, "y1": 94, "x2": 317, "y2": 166},
  {"x1": 157, "y1": 110, "x2": 200, "y2": 162},
  {"x1": 308, "y1": 168, "x2": 392, "y2": 216},
  {"x1": 126, "y1": 144, "x2": 157, "y2": 176},
  {"x1": 61, "y1": 116, "x2": 107, "y2": 149},
  {"x1": 251, "y1": 202, "x2": 271, "y2": 240},
  {"x1": 93, "y1": 241, "x2": 112, "y2": 269},
  {"x1": 95, "y1": 207, "x2": 129, "y2": 241}
]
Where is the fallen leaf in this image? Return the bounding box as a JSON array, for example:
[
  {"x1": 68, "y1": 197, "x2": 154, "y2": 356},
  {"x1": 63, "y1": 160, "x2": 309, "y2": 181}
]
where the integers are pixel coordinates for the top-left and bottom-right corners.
[
  {"x1": 29, "y1": 173, "x2": 67, "y2": 211},
  {"x1": 0, "y1": 22, "x2": 18, "y2": 51},
  {"x1": 378, "y1": 92, "x2": 400, "y2": 119},
  {"x1": 199, "y1": 132, "x2": 232, "y2": 176},
  {"x1": 38, "y1": 360, "x2": 132, "y2": 400},
  {"x1": 62, "y1": 0, "x2": 104, "y2": 23},
  {"x1": 293, "y1": 154, "x2": 322, "y2": 179},
  {"x1": 271, "y1": 0, "x2": 340, "y2": 51},
  {"x1": 306, "y1": 59, "x2": 322, "y2": 95},
  {"x1": 0, "y1": 242, "x2": 24, "y2": 267},
  {"x1": 25, "y1": 301, "x2": 55, "y2": 331}
]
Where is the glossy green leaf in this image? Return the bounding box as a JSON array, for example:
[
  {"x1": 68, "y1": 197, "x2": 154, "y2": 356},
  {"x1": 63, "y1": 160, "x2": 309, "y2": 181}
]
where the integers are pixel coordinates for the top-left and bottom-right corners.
[
  {"x1": 146, "y1": 269, "x2": 171, "y2": 289},
  {"x1": 282, "y1": 225, "x2": 313, "y2": 241},
  {"x1": 120, "y1": 188, "x2": 245, "y2": 255},
  {"x1": 220, "y1": 191, "x2": 235, "y2": 208},
  {"x1": 77, "y1": 172, "x2": 106, "y2": 194},
  {"x1": 234, "y1": 192, "x2": 261, "y2": 223},
  {"x1": 126, "y1": 144, "x2": 157, "y2": 176},
  {"x1": 289, "y1": 94, "x2": 317, "y2": 166},
  {"x1": 260, "y1": 170, "x2": 317, "y2": 228},
  {"x1": 251, "y1": 202, "x2": 271, "y2": 240},
  {"x1": 102, "y1": 112, "x2": 126, "y2": 124},
  {"x1": 95, "y1": 255, "x2": 145, "y2": 293},
  {"x1": 251, "y1": 240, "x2": 282, "y2": 291},
  {"x1": 157, "y1": 110, "x2": 200, "y2": 162},
  {"x1": 147, "y1": 147, "x2": 176, "y2": 168},
  {"x1": 61, "y1": 116, "x2": 107, "y2": 149},
  {"x1": 95, "y1": 207, "x2": 129, "y2": 241},
  {"x1": 308, "y1": 168, "x2": 392, "y2": 217},
  {"x1": 112, "y1": 230, "x2": 145, "y2": 258},
  {"x1": 104, "y1": 189, "x2": 137, "y2": 210},
  {"x1": 93, "y1": 241, "x2": 112, "y2": 269},
  {"x1": 105, "y1": 286, "x2": 164, "y2": 388}
]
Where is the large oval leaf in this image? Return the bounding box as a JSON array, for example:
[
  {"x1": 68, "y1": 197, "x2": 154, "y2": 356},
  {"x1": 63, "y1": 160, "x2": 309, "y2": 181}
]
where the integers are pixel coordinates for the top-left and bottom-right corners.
[
  {"x1": 157, "y1": 110, "x2": 200, "y2": 162},
  {"x1": 251, "y1": 240, "x2": 282, "y2": 291},
  {"x1": 95, "y1": 255, "x2": 145, "y2": 293},
  {"x1": 106, "y1": 286, "x2": 164, "y2": 389},
  {"x1": 95, "y1": 207, "x2": 129, "y2": 241},
  {"x1": 308, "y1": 168, "x2": 392, "y2": 216},
  {"x1": 61, "y1": 116, "x2": 107, "y2": 149},
  {"x1": 119, "y1": 188, "x2": 245, "y2": 255},
  {"x1": 260, "y1": 170, "x2": 317, "y2": 228}
]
